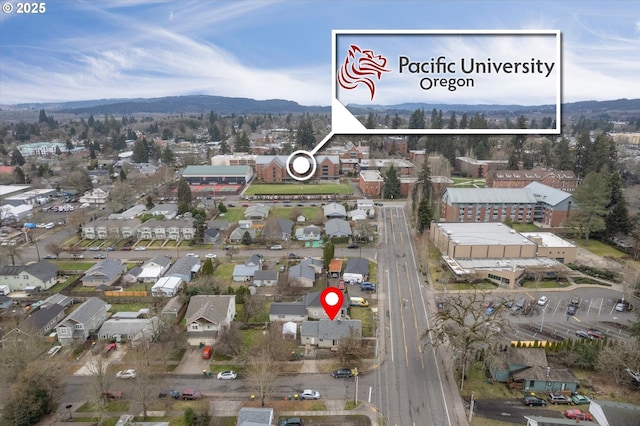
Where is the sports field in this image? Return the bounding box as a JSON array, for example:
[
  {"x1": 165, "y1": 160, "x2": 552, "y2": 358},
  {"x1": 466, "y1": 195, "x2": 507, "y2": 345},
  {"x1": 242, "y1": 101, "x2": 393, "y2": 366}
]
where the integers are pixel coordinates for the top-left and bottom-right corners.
[{"x1": 245, "y1": 182, "x2": 352, "y2": 195}]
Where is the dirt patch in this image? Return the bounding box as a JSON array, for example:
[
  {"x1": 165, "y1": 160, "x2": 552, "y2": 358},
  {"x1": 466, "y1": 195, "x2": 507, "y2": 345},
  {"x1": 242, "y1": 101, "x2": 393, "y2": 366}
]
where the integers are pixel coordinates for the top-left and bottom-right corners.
[{"x1": 575, "y1": 248, "x2": 626, "y2": 274}]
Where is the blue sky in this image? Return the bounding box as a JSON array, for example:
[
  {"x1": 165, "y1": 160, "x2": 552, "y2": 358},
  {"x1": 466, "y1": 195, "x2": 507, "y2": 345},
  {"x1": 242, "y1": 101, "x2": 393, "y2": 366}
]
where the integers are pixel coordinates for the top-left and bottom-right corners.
[{"x1": 0, "y1": 0, "x2": 638, "y2": 106}]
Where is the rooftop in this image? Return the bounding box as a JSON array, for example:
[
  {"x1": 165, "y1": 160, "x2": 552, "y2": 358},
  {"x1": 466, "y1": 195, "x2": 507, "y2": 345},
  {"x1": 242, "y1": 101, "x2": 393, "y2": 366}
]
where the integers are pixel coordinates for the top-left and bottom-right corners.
[
  {"x1": 435, "y1": 222, "x2": 536, "y2": 246},
  {"x1": 521, "y1": 232, "x2": 576, "y2": 248}
]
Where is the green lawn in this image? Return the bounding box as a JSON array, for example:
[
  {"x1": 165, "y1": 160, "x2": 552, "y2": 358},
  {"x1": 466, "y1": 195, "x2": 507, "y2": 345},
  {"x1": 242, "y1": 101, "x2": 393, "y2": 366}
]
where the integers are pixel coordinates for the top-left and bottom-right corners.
[
  {"x1": 53, "y1": 261, "x2": 96, "y2": 271},
  {"x1": 214, "y1": 263, "x2": 235, "y2": 284},
  {"x1": 574, "y1": 238, "x2": 627, "y2": 258},
  {"x1": 47, "y1": 275, "x2": 80, "y2": 293},
  {"x1": 349, "y1": 306, "x2": 375, "y2": 337},
  {"x1": 109, "y1": 302, "x2": 150, "y2": 312},
  {"x1": 451, "y1": 177, "x2": 485, "y2": 188},
  {"x1": 218, "y1": 207, "x2": 244, "y2": 222},
  {"x1": 271, "y1": 207, "x2": 321, "y2": 221},
  {"x1": 521, "y1": 280, "x2": 569, "y2": 288},
  {"x1": 245, "y1": 182, "x2": 352, "y2": 195},
  {"x1": 510, "y1": 223, "x2": 540, "y2": 232}
]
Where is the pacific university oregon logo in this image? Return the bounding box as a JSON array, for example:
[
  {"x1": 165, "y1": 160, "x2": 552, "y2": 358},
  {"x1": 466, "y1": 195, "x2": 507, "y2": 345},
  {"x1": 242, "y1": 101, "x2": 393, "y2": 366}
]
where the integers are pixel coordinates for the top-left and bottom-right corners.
[{"x1": 338, "y1": 45, "x2": 390, "y2": 100}]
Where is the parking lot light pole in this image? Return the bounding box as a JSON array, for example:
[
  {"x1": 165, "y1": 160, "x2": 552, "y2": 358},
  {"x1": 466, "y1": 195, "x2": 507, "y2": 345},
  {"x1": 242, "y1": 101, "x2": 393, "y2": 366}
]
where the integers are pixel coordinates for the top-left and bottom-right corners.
[{"x1": 540, "y1": 306, "x2": 546, "y2": 332}]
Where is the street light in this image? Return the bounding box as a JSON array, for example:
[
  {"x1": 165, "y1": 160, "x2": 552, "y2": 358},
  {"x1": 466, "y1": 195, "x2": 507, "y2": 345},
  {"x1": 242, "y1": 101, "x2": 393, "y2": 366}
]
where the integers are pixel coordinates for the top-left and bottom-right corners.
[
  {"x1": 65, "y1": 404, "x2": 73, "y2": 420},
  {"x1": 539, "y1": 305, "x2": 546, "y2": 332}
]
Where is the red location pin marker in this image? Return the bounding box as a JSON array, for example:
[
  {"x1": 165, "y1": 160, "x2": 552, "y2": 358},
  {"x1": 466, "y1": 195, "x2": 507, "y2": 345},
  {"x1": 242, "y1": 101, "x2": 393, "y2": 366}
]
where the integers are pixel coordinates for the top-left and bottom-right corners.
[{"x1": 320, "y1": 287, "x2": 344, "y2": 320}]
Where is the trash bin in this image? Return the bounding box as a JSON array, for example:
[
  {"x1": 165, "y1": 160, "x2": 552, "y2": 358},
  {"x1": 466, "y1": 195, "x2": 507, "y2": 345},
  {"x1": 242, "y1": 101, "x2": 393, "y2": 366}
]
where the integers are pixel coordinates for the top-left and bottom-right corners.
[
  {"x1": 288, "y1": 395, "x2": 292, "y2": 400},
  {"x1": 199, "y1": 342, "x2": 204, "y2": 348},
  {"x1": 207, "y1": 371, "x2": 212, "y2": 378},
  {"x1": 250, "y1": 395, "x2": 255, "y2": 401}
]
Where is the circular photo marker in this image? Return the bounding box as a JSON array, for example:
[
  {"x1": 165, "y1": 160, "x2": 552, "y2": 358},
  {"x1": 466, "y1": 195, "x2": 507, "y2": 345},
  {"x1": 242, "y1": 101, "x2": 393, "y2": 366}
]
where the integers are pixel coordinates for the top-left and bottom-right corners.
[{"x1": 286, "y1": 150, "x2": 317, "y2": 181}]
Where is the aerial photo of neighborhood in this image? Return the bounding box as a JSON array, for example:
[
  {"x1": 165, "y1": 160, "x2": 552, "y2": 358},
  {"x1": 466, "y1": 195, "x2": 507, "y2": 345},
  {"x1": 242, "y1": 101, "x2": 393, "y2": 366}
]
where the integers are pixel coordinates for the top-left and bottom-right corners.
[{"x1": 1, "y1": 1, "x2": 640, "y2": 426}]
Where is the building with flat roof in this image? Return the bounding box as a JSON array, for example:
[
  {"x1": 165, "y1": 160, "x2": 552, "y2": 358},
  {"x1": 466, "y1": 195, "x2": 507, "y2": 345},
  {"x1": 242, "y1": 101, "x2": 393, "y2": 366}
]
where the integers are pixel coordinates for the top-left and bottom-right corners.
[
  {"x1": 182, "y1": 165, "x2": 253, "y2": 186},
  {"x1": 359, "y1": 170, "x2": 383, "y2": 197},
  {"x1": 3, "y1": 188, "x2": 56, "y2": 206},
  {"x1": 431, "y1": 222, "x2": 570, "y2": 288},
  {"x1": 487, "y1": 168, "x2": 579, "y2": 192}
]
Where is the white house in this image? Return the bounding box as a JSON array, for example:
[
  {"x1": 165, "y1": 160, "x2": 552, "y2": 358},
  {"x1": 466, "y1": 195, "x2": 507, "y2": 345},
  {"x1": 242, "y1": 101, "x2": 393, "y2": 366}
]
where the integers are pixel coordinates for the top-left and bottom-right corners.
[
  {"x1": 79, "y1": 188, "x2": 109, "y2": 205},
  {"x1": 253, "y1": 270, "x2": 279, "y2": 287},
  {"x1": 151, "y1": 276, "x2": 183, "y2": 297},
  {"x1": 138, "y1": 255, "x2": 172, "y2": 283},
  {"x1": 185, "y1": 295, "x2": 236, "y2": 346},
  {"x1": 233, "y1": 264, "x2": 259, "y2": 282}
]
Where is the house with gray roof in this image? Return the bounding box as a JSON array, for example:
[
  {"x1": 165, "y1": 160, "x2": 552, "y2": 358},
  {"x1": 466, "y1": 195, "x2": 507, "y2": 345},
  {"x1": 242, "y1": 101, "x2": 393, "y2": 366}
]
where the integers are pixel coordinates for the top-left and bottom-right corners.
[
  {"x1": 123, "y1": 266, "x2": 143, "y2": 284},
  {"x1": 589, "y1": 399, "x2": 640, "y2": 426},
  {"x1": 304, "y1": 291, "x2": 349, "y2": 320},
  {"x1": 301, "y1": 319, "x2": 362, "y2": 349},
  {"x1": 204, "y1": 228, "x2": 221, "y2": 244},
  {"x1": 24, "y1": 303, "x2": 65, "y2": 336},
  {"x1": 98, "y1": 317, "x2": 159, "y2": 345},
  {"x1": 323, "y1": 202, "x2": 347, "y2": 219},
  {"x1": 244, "y1": 204, "x2": 270, "y2": 220},
  {"x1": 81, "y1": 259, "x2": 126, "y2": 287},
  {"x1": 245, "y1": 254, "x2": 264, "y2": 268},
  {"x1": 165, "y1": 256, "x2": 200, "y2": 282},
  {"x1": 343, "y1": 257, "x2": 369, "y2": 284},
  {"x1": 208, "y1": 219, "x2": 232, "y2": 231},
  {"x1": 295, "y1": 224, "x2": 322, "y2": 241},
  {"x1": 325, "y1": 218, "x2": 352, "y2": 238},
  {"x1": 55, "y1": 297, "x2": 110, "y2": 345},
  {"x1": 41, "y1": 293, "x2": 74, "y2": 309},
  {"x1": 269, "y1": 302, "x2": 308, "y2": 322},
  {"x1": 138, "y1": 255, "x2": 172, "y2": 283},
  {"x1": 253, "y1": 270, "x2": 278, "y2": 287},
  {"x1": 229, "y1": 227, "x2": 257, "y2": 244},
  {"x1": 236, "y1": 407, "x2": 274, "y2": 426},
  {"x1": 185, "y1": 295, "x2": 236, "y2": 345},
  {"x1": 148, "y1": 203, "x2": 178, "y2": 220},
  {"x1": 288, "y1": 258, "x2": 317, "y2": 287},
  {"x1": 233, "y1": 264, "x2": 259, "y2": 282},
  {"x1": 0, "y1": 260, "x2": 59, "y2": 291}
]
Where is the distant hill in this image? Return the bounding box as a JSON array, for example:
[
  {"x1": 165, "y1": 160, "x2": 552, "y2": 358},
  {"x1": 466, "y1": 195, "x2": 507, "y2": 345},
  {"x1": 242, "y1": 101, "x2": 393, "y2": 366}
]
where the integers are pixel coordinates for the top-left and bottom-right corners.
[
  {"x1": 12, "y1": 95, "x2": 330, "y2": 115},
  {"x1": 7, "y1": 95, "x2": 640, "y2": 117}
]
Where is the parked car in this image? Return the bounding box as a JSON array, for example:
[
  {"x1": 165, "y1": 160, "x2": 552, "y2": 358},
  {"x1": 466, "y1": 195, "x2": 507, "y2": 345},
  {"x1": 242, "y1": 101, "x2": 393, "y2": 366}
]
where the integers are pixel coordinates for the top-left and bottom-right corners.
[
  {"x1": 94, "y1": 254, "x2": 106, "y2": 259},
  {"x1": 71, "y1": 254, "x2": 84, "y2": 259},
  {"x1": 205, "y1": 253, "x2": 217, "y2": 259},
  {"x1": 347, "y1": 243, "x2": 359, "y2": 249},
  {"x1": 103, "y1": 390, "x2": 123, "y2": 399},
  {"x1": 47, "y1": 345, "x2": 62, "y2": 357},
  {"x1": 105, "y1": 246, "x2": 115, "y2": 251},
  {"x1": 338, "y1": 280, "x2": 346, "y2": 291},
  {"x1": 587, "y1": 329, "x2": 605, "y2": 339},
  {"x1": 571, "y1": 394, "x2": 591, "y2": 405},
  {"x1": 546, "y1": 392, "x2": 572, "y2": 405},
  {"x1": 181, "y1": 389, "x2": 202, "y2": 400},
  {"x1": 564, "y1": 409, "x2": 593, "y2": 421},
  {"x1": 537, "y1": 295, "x2": 549, "y2": 306},
  {"x1": 299, "y1": 389, "x2": 320, "y2": 400},
  {"x1": 570, "y1": 296, "x2": 580, "y2": 306},
  {"x1": 270, "y1": 245, "x2": 283, "y2": 250},
  {"x1": 615, "y1": 299, "x2": 633, "y2": 312},
  {"x1": 134, "y1": 246, "x2": 147, "y2": 251},
  {"x1": 361, "y1": 282, "x2": 376, "y2": 292},
  {"x1": 485, "y1": 306, "x2": 496, "y2": 316},
  {"x1": 566, "y1": 305, "x2": 577, "y2": 316},
  {"x1": 278, "y1": 418, "x2": 303, "y2": 426},
  {"x1": 89, "y1": 247, "x2": 100, "y2": 251},
  {"x1": 186, "y1": 253, "x2": 199, "y2": 258},
  {"x1": 575, "y1": 330, "x2": 593, "y2": 340},
  {"x1": 288, "y1": 253, "x2": 298, "y2": 259},
  {"x1": 158, "y1": 389, "x2": 180, "y2": 399},
  {"x1": 216, "y1": 370, "x2": 237, "y2": 380},
  {"x1": 43, "y1": 254, "x2": 57, "y2": 259},
  {"x1": 522, "y1": 396, "x2": 547, "y2": 406},
  {"x1": 332, "y1": 368, "x2": 356, "y2": 378},
  {"x1": 121, "y1": 246, "x2": 132, "y2": 251},
  {"x1": 116, "y1": 369, "x2": 137, "y2": 379}
]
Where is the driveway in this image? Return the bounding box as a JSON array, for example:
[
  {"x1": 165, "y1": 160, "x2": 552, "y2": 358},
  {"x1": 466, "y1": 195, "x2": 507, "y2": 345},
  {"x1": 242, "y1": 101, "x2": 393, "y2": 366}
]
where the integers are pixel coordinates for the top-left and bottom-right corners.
[
  {"x1": 73, "y1": 345, "x2": 128, "y2": 376},
  {"x1": 174, "y1": 346, "x2": 211, "y2": 375}
]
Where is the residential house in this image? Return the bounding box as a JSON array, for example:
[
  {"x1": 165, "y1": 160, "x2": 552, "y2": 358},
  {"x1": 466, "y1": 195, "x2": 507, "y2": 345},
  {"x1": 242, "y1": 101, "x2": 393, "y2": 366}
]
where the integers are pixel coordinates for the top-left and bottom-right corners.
[
  {"x1": 165, "y1": 257, "x2": 201, "y2": 282},
  {"x1": 269, "y1": 303, "x2": 308, "y2": 322},
  {"x1": 262, "y1": 218, "x2": 293, "y2": 241},
  {"x1": 236, "y1": 407, "x2": 274, "y2": 426},
  {"x1": 323, "y1": 202, "x2": 347, "y2": 219},
  {"x1": 356, "y1": 199, "x2": 374, "y2": 210},
  {"x1": 98, "y1": 317, "x2": 160, "y2": 345},
  {"x1": 589, "y1": 400, "x2": 640, "y2": 426},
  {"x1": 348, "y1": 209, "x2": 368, "y2": 221},
  {"x1": 229, "y1": 227, "x2": 257, "y2": 244},
  {"x1": 79, "y1": 188, "x2": 109, "y2": 205},
  {"x1": 55, "y1": 297, "x2": 110, "y2": 345},
  {"x1": 512, "y1": 366, "x2": 579, "y2": 393},
  {"x1": 81, "y1": 260, "x2": 126, "y2": 287},
  {"x1": 295, "y1": 224, "x2": 322, "y2": 241},
  {"x1": 325, "y1": 218, "x2": 352, "y2": 238},
  {"x1": 238, "y1": 220, "x2": 253, "y2": 229},
  {"x1": 41, "y1": 293, "x2": 74, "y2": 309},
  {"x1": 244, "y1": 204, "x2": 270, "y2": 220},
  {"x1": 108, "y1": 204, "x2": 146, "y2": 220},
  {"x1": 208, "y1": 219, "x2": 232, "y2": 231},
  {"x1": 123, "y1": 266, "x2": 143, "y2": 284},
  {"x1": 137, "y1": 255, "x2": 172, "y2": 283},
  {"x1": 301, "y1": 319, "x2": 362, "y2": 349},
  {"x1": 304, "y1": 291, "x2": 349, "y2": 320},
  {"x1": 24, "y1": 304, "x2": 65, "y2": 335},
  {"x1": 148, "y1": 204, "x2": 178, "y2": 219},
  {"x1": 139, "y1": 218, "x2": 195, "y2": 241},
  {"x1": 233, "y1": 264, "x2": 259, "y2": 282},
  {"x1": 161, "y1": 297, "x2": 186, "y2": 322},
  {"x1": 245, "y1": 254, "x2": 263, "y2": 269},
  {"x1": 185, "y1": 295, "x2": 236, "y2": 345},
  {"x1": 343, "y1": 257, "x2": 369, "y2": 284},
  {"x1": 253, "y1": 270, "x2": 278, "y2": 287},
  {"x1": 204, "y1": 228, "x2": 220, "y2": 244},
  {"x1": 151, "y1": 276, "x2": 183, "y2": 297},
  {"x1": 328, "y1": 258, "x2": 343, "y2": 278},
  {"x1": 288, "y1": 258, "x2": 319, "y2": 287},
  {"x1": 0, "y1": 260, "x2": 59, "y2": 291},
  {"x1": 82, "y1": 218, "x2": 140, "y2": 240},
  {"x1": 489, "y1": 347, "x2": 548, "y2": 382}
]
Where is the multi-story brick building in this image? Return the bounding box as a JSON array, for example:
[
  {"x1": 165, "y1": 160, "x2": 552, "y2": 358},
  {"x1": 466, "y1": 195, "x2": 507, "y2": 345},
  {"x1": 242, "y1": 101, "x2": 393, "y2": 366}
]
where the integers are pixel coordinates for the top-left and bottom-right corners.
[
  {"x1": 254, "y1": 155, "x2": 339, "y2": 183},
  {"x1": 455, "y1": 157, "x2": 508, "y2": 178},
  {"x1": 487, "y1": 168, "x2": 579, "y2": 192},
  {"x1": 383, "y1": 136, "x2": 408, "y2": 155},
  {"x1": 359, "y1": 170, "x2": 383, "y2": 197},
  {"x1": 360, "y1": 158, "x2": 415, "y2": 177}
]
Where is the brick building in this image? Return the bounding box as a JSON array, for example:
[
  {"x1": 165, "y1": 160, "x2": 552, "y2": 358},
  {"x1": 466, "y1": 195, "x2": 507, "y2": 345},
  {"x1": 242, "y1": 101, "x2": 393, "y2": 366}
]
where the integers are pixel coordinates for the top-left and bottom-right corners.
[
  {"x1": 359, "y1": 170, "x2": 383, "y2": 197},
  {"x1": 486, "y1": 168, "x2": 579, "y2": 192},
  {"x1": 455, "y1": 157, "x2": 508, "y2": 178},
  {"x1": 254, "y1": 155, "x2": 339, "y2": 183}
]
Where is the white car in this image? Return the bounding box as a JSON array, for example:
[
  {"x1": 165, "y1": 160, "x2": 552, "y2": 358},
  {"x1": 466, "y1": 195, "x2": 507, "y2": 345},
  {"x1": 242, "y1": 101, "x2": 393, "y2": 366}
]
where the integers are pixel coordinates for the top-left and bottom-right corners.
[
  {"x1": 537, "y1": 295, "x2": 549, "y2": 306},
  {"x1": 186, "y1": 253, "x2": 199, "y2": 258},
  {"x1": 216, "y1": 370, "x2": 237, "y2": 380},
  {"x1": 205, "y1": 253, "x2": 217, "y2": 259},
  {"x1": 270, "y1": 245, "x2": 283, "y2": 250},
  {"x1": 116, "y1": 369, "x2": 137, "y2": 379},
  {"x1": 134, "y1": 246, "x2": 147, "y2": 251},
  {"x1": 300, "y1": 389, "x2": 321, "y2": 400}
]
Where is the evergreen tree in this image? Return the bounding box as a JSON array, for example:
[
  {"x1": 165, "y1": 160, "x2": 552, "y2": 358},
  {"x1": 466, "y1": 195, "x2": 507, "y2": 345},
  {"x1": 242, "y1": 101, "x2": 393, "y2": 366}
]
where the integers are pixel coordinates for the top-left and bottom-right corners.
[
  {"x1": 572, "y1": 172, "x2": 609, "y2": 243},
  {"x1": 38, "y1": 109, "x2": 48, "y2": 123},
  {"x1": 193, "y1": 214, "x2": 205, "y2": 243},
  {"x1": 161, "y1": 145, "x2": 176, "y2": 165},
  {"x1": 447, "y1": 112, "x2": 457, "y2": 129},
  {"x1": 553, "y1": 137, "x2": 573, "y2": 170},
  {"x1": 218, "y1": 202, "x2": 227, "y2": 213},
  {"x1": 119, "y1": 168, "x2": 127, "y2": 182},
  {"x1": 365, "y1": 113, "x2": 375, "y2": 129},
  {"x1": 14, "y1": 166, "x2": 26, "y2": 184},
  {"x1": 417, "y1": 197, "x2": 434, "y2": 233},
  {"x1": 459, "y1": 113, "x2": 469, "y2": 129},
  {"x1": 382, "y1": 165, "x2": 401, "y2": 199},
  {"x1": 220, "y1": 141, "x2": 230, "y2": 154},
  {"x1": 201, "y1": 258, "x2": 214, "y2": 276},
  {"x1": 241, "y1": 231, "x2": 253, "y2": 245},
  {"x1": 177, "y1": 178, "x2": 192, "y2": 215},
  {"x1": 65, "y1": 140, "x2": 74, "y2": 152},
  {"x1": 407, "y1": 109, "x2": 426, "y2": 151},
  {"x1": 416, "y1": 159, "x2": 433, "y2": 202},
  {"x1": 605, "y1": 171, "x2": 631, "y2": 237},
  {"x1": 323, "y1": 241, "x2": 335, "y2": 270},
  {"x1": 145, "y1": 195, "x2": 154, "y2": 210},
  {"x1": 235, "y1": 131, "x2": 251, "y2": 152},
  {"x1": 296, "y1": 116, "x2": 315, "y2": 149},
  {"x1": 89, "y1": 144, "x2": 96, "y2": 159},
  {"x1": 10, "y1": 148, "x2": 25, "y2": 166},
  {"x1": 391, "y1": 114, "x2": 402, "y2": 128},
  {"x1": 511, "y1": 115, "x2": 527, "y2": 161},
  {"x1": 573, "y1": 130, "x2": 592, "y2": 178},
  {"x1": 132, "y1": 139, "x2": 149, "y2": 163}
]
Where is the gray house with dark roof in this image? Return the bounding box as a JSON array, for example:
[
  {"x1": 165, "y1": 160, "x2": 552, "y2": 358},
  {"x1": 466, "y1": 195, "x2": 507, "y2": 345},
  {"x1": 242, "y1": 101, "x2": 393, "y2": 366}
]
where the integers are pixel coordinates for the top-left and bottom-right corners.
[
  {"x1": 253, "y1": 270, "x2": 278, "y2": 287},
  {"x1": 589, "y1": 399, "x2": 640, "y2": 426},
  {"x1": 301, "y1": 319, "x2": 362, "y2": 349},
  {"x1": 325, "y1": 218, "x2": 352, "y2": 237},
  {"x1": 55, "y1": 297, "x2": 110, "y2": 345},
  {"x1": 0, "y1": 260, "x2": 59, "y2": 291},
  {"x1": 81, "y1": 259, "x2": 126, "y2": 287},
  {"x1": 236, "y1": 407, "x2": 274, "y2": 426},
  {"x1": 24, "y1": 303, "x2": 65, "y2": 335},
  {"x1": 185, "y1": 295, "x2": 236, "y2": 345},
  {"x1": 288, "y1": 258, "x2": 317, "y2": 287},
  {"x1": 269, "y1": 303, "x2": 308, "y2": 322},
  {"x1": 165, "y1": 256, "x2": 200, "y2": 282},
  {"x1": 304, "y1": 291, "x2": 349, "y2": 320}
]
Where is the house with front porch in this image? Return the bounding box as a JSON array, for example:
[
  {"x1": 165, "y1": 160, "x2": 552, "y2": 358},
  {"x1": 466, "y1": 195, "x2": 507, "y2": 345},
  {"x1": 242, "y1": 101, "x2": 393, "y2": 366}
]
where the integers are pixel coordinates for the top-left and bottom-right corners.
[
  {"x1": 185, "y1": 295, "x2": 236, "y2": 346},
  {"x1": 55, "y1": 297, "x2": 110, "y2": 345},
  {"x1": 300, "y1": 319, "x2": 362, "y2": 349}
]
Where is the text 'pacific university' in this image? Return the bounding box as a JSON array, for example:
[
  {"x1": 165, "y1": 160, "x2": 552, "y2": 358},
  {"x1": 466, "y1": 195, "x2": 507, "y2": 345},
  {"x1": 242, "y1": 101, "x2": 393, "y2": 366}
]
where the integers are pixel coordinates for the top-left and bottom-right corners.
[{"x1": 398, "y1": 56, "x2": 556, "y2": 77}]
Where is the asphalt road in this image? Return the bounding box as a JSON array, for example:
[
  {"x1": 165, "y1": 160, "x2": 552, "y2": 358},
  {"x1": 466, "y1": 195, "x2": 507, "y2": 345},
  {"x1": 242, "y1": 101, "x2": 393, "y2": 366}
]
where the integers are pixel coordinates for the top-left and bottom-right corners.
[{"x1": 372, "y1": 206, "x2": 463, "y2": 426}]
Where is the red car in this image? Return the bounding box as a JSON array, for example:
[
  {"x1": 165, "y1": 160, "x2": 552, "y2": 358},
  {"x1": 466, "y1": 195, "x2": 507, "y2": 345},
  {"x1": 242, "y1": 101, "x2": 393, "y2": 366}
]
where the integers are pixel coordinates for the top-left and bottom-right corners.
[{"x1": 564, "y1": 409, "x2": 593, "y2": 421}]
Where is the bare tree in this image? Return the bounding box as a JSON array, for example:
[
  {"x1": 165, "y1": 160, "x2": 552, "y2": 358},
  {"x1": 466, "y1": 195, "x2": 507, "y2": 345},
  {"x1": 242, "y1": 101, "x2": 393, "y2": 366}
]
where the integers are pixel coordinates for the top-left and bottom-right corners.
[
  {"x1": 45, "y1": 242, "x2": 64, "y2": 257},
  {"x1": 336, "y1": 326, "x2": 368, "y2": 370},
  {"x1": 225, "y1": 247, "x2": 239, "y2": 261},
  {"x1": 0, "y1": 241, "x2": 22, "y2": 266},
  {"x1": 244, "y1": 349, "x2": 279, "y2": 406},
  {"x1": 595, "y1": 340, "x2": 640, "y2": 384},
  {"x1": 242, "y1": 294, "x2": 266, "y2": 324},
  {"x1": 86, "y1": 354, "x2": 113, "y2": 418},
  {"x1": 421, "y1": 291, "x2": 511, "y2": 390},
  {"x1": 253, "y1": 322, "x2": 298, "y2": 362},
  {"x1": 130, "y1": 345, "x2": 157, "y2": 420},
  {"x1": 109, "y1": 180, "x2": 135, "y2": 213},
  {"x1": 214, "y1": 323, "x2": 244, "y2": 358}
]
